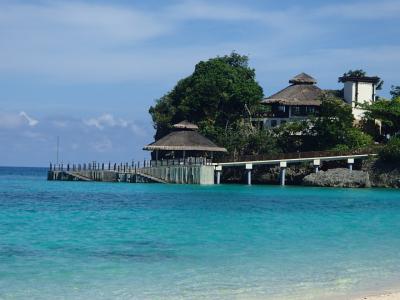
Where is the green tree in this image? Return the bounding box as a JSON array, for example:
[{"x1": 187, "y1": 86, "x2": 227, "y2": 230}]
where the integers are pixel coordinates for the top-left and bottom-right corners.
[
  {"x1": 390, "y1": 85, "x2": 400, "y2": 99},
  {"x1": 310, "y1": 95, "x2": 373, "y2": 150},
  {"x1": 312, "y1": 95, "x2": 354, "y2": 149},
  {"x1": 343, "y1": 128, "x2": 374, "y2": 149},
  {"x1": 149, "y1": 52, "x2": 264, "y2": 140},
  {"x1": 220, "y1": 121, "x2": 279, "y2": 157},
  {"x1": 342, "y1": 69, "x2": 367, "y2": 77},
  {"x1": 273, "y1": 121, "x2": 310, "y2": 152},
  {"x1": 379, "y1": 137, "x2": 400, "y2": 163},
  {"x1": 363, "y1": 97, "x2": 400, "y2": 136},
  {"x1": 341, "y1": 69, "x2": 383, "y2": 90}
]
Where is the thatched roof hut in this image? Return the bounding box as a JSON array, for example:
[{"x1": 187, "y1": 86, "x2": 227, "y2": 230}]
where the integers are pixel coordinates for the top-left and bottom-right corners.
[
  {"x1": 143, "y1": 121, "x2": 227, "y2": 153},
  {"x1": 262, "y1": 73, "x2": 323, "y2": 106}
]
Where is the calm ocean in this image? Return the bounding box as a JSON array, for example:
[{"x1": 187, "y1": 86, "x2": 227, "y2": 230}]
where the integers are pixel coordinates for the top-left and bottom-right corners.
[{"x1": 0, "y1": 167, "x2": 399, "y2": 299}]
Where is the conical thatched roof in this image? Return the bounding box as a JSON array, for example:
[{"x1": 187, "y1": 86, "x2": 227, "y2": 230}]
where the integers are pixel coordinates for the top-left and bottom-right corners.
[
  {"x1": 289, "y1": 73, "x2": 317, "y2": 84},
  {"x1": 262, "y1": 73, "x2": 322, "y2": 106},
  {"x1": 173, "y1": 120, "x2": 199, "y2": 130},
  {"x1": 144, "y1": 128, "x2": 227, "y2": 152}
]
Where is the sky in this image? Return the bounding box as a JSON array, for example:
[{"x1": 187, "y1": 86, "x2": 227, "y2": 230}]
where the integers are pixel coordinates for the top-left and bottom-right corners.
[{"x1": 1, "y1": 0, "x2": 399, "y2": 167}]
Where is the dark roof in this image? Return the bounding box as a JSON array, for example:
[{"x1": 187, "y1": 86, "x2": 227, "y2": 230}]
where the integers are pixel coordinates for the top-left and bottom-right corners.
[
  {"x1": 262, "y1": 73, "x2": 323, "y2": 106},
  {"x1": 173, "y1": 120, "x2": 199, "y2": 130},
  {"x1": 338, "y1": 76, "x2": 380, "y2": 84},
  {"x1": 143, "y1": 130, "x2": 227, "y2": 152},
  {"x1": 289, "y1": 73, "x2": 317, "y2": 84}
]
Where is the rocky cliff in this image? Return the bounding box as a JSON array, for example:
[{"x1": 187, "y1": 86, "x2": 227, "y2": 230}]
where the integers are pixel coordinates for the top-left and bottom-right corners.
[
  {"x1": 303, "y1": 168, "x2": 371, "y2": 188},
  {"x1": 362, "y1": 159, "x2": 400, "y2": 188}
]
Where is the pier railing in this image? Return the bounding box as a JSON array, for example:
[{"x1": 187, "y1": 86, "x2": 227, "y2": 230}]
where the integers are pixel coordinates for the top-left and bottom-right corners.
[
  {"x1": 49, "y1": 157, "x2": 212, "y2": 172},
  {"x1": 215, "y1": 146, "x2": 381, "y2": 164}
]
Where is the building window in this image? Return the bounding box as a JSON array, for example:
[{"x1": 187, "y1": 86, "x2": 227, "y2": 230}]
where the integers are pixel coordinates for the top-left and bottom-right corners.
[
  {"x1": 292, "y1": 106, "x2": 301, "y2": 115},
  {"x1": 278, "y1": 105, "x2": 286, "y2": 112},
  {"x1": 271, "y1": 120, "x2": 277, "y2": 127}
]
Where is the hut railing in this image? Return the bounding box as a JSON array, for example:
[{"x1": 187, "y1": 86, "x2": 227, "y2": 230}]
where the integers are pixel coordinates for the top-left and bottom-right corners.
[{"x1": 48, "y1": 157, "x2": 213, "y2": 172}]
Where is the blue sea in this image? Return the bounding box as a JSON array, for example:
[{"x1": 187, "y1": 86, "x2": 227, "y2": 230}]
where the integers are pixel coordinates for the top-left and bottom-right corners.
[{"x1": 0, "y1": 167, "x2": 400, "y2": 299}]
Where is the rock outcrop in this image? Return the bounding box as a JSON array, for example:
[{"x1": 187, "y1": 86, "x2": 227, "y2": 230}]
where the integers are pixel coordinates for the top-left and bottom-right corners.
[
  {"x1": 362, "y1": 159, "x2": 400, "y2": 188},
  {"x1": 303, "y1": 168, "x2": 371, "y2": 188}
]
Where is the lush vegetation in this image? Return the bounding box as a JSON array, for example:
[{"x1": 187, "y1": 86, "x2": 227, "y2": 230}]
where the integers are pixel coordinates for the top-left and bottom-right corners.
[
  {"x1": 149, "y1": 56, "x2": 386, "y2": 158},
  {"x1": 379, "y1": 137, "x2": 400, "y2": 163},
  {"x1": 363, "y1": 96, "x2": 400, "y2": 137},
  {"x1": 341, "y1": 69, "x2": 384, "y2": 90},
  {"x1": 149, "y1": 52, "x2": 263, "y2": 141},
  {"x1": 273, "y1": 94, "x2": 373, "y2": 152},
  {"x1": 390, "y1": 85, "x2": 400, "y2": 98}
]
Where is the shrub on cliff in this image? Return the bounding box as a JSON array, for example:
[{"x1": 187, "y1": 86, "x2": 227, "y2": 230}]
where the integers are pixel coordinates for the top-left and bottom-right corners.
[
  {"x1": 363, "y1": 97, "x2": 400, "y2": 137},
  {"x1": 343, "y1": 128, "x2": 374, "y2": 149},
  {"x1": 379, "y1": 137, "x2": 400, "y2": 163},
  {"x1": 307, "y1": 95, "x2": 373, "y2": 151}
]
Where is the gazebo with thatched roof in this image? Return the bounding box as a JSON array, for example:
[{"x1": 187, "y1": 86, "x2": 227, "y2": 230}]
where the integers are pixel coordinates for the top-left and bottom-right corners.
[{"x1": 143, "y1": 121, "x2": 227, "y2": 160}]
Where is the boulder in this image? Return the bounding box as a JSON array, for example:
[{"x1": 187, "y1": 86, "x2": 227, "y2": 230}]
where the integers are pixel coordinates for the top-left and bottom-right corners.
[
  {"x1": 363, "y1": 158, "x2": 400, "y2": 188},
  {"x1": 303, "y1": 168, "x2": 371, "y2": 188}
]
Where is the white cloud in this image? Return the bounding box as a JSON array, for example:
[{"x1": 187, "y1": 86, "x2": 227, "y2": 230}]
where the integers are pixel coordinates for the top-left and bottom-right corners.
[
  {"x1": 0, "y1": 111, "x2": 39, "y2": 129},
  {"x1": 0, "y1": 0, "x2": 306, "y2": 83},
  {"x1": 0, "y1": 0, "x2": 398, "y2": 87},
  {"x1": 19, "y1": 111, "x2": 39, "y2": 127},
  {"x1": 83, "y1": 114, "x2": 130, "y2": 130},
  {"x1": 0, "y1": 2, "x2": 168, "y2": 45}
]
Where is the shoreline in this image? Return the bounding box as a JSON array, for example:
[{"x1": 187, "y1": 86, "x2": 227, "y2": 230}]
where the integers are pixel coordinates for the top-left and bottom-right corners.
[{"x1": 354, "y1": 291, "x2": 400, "y2": 300}]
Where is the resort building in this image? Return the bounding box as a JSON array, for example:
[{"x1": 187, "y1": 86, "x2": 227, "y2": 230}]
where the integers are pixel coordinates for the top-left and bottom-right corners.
[
  {"x1": 254, "y1": 72, "x2": 381, "y2": 128},
  {"x1": 254, "y1": 73, "x2": 323, "y2": 128},
  {"x1": 339, "y1": 75, "x2": 380, "y2": 120},
  {"x1": 143, "y1": 120, "x2": 227, "y2": 160}
]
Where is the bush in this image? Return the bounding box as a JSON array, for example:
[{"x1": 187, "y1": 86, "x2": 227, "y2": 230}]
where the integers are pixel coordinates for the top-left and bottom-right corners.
[
  {"x1": 379, "y1": 137, "x2": 400, "y2": 162},
  {"x1": 344, "y1": 128, "x2": 374, "y2": 149},
  {"x1": 330, "y1": 144, "x2": 350, "y2": 152}
]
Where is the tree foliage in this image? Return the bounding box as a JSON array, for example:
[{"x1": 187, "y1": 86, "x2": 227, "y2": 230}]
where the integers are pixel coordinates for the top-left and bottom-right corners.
[
  {"x1": 390, "y1": 85, "x2": 400, "y2": 99},
  {"x1": 273, "y1": 121, "x2": 311, "y2": 152},
  {"x1": 219, "y1": 122, "x2": 279, "y2": 157},
  {"x1": 363, "y1": 97, "x2": 400, "y2": 136},
  {"x1": 341, "y1": 69, "x2": 383, "y2": 90},
  {"x1": 274, "y1": 95, "x2": 373, "y2": 152},
  {"x1": 149, "y1": 55, "x2": 376, "y2": 158},
  {"x1": 379, "y1": 137, "x2": 400, "y2": 163},
  {"x1": 311, "y1": 95, "x2": 358, "y2": 149},
  {"x1": 149, "y1": 52, "x2": 264, "y2": 140},
  {"x1": 342, "y1": 69, "x2": 367, "y2": 78}
]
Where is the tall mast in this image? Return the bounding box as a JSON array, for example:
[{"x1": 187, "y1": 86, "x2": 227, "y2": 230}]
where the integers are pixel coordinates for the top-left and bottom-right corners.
[{"x1": 56, "y1": 136, "x2": 60, "y2": 164}]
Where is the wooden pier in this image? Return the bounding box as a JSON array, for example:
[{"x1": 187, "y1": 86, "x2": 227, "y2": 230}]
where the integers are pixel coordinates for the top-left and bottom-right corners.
[
  {"x1": 48, "y1": 157, "x2": 215, "y2": 184},
  {"x1": 48, "y1": 148, "x2": 379, "y2": 185},
  {"x1": 213, "y1": 147, "x2": 379, "y2": 186}
]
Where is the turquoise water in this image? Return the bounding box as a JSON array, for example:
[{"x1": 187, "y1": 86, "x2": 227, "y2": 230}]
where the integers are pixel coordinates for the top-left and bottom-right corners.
[{"x1": 0, "y1": 167, "x2": 400, "y2": 299}]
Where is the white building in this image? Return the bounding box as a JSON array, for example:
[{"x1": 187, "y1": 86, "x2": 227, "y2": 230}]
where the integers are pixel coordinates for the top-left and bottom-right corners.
[
  {"x1": 253, "y1": 73, "x2": 381, "y2": 129},
  {"x1": 338, "y1": 75, "x2": 380, "y2": 120}
]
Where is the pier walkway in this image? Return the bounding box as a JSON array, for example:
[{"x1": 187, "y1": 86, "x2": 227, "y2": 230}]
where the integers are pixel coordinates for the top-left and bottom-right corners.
[
  {"x1": 48, "y1": 148, "x2": 379, "y2": 185},
  {"x1": 213, "y1": 148, "x2": 378, "y2": 185},
  {"x1": 48, "y1": 157, "x2": 214, "y2": 185}
]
